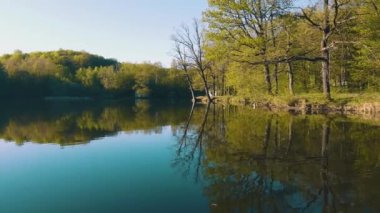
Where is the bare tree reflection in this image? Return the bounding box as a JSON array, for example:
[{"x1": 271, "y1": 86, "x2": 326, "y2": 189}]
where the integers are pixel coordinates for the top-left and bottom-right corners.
[
  {"x1": 176, "y1": 101, "x2": 195, "y2": 156},
  {"x1": 286, "y1": 117, "x2": 293, "y2": 157},
  {"x1": 173, "y1": 102, "x2": 211, "y2": 182},
  {"x1": 320, "y1": 119, "x2": 337, "y2": 213}
]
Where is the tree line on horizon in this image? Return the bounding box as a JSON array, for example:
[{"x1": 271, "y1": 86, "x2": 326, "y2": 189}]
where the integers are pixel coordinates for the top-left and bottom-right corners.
[
  {"x1": 172, "y1": 0, "x2": 380, "y2": 101},
  {"x1": 0, "y1": 49, "x2": 190, "y2": 99}
]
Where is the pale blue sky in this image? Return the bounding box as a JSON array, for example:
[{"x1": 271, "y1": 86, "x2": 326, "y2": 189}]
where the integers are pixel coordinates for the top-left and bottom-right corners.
[
  {"x1": 0, "y1": 0, "x2": 308, "y2": 67},
  {"x1": 0, "y1": 0, "x2": 208, "y2": 66}
]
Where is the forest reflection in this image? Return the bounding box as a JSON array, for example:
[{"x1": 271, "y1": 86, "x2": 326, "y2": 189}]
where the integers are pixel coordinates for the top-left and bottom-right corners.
[
  {"x1": 0, "y1": 100, "x2": 189, "y2": 145},
  {"x1": 174, "y1": 103, "x2": 380, "y2": 212},
  {"x1": 1, "y1": 101, "x2": 380, "y2": 211}
]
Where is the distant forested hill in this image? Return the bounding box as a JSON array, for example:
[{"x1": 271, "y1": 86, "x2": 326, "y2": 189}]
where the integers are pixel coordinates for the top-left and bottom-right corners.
[{"x1": 0, "y1": 50, "x2": 190, "y2": 99}]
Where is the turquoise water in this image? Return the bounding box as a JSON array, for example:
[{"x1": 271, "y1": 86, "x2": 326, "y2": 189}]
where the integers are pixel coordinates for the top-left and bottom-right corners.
[
  {"x1": 0, "y1": 129, "x2": 208, "y2": 213},
  {"x1": 0, "y1": 100, "x2": 380, "y2": 212}
]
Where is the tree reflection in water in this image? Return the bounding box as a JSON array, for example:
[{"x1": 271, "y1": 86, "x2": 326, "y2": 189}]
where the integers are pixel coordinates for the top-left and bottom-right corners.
[
  {"x1": 1, "y1": 100, "x2": 380, "y2": 211},
  {"x1": 0, "y1": 100, "x2": 189, "y2": 145},
  {"x1": 174, "y1": 104, "x2": 380, "y2": 212}
]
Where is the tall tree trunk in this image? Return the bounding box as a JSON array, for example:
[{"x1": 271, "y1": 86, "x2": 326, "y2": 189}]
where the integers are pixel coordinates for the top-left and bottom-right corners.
[
  {"x1": 200, "y1": 73, "x2": 213, "y2": 102},
  {"x1": 285, "y1": 29, "x2": 294, "y2": 96},
  {"x1": 264, "y1": 64, "x2": 272, "y2": 94},
  {"x1": 287, "y1": 62, "x2": 295, "y2": 96},
  {"x1": 274, "y1": 64, "x2": 279, "y2": 95},
  {"x1": 321, "y1": 40, "x2": 331, "y2": 100},
  {"x1": 340, "y1": 67, "x2": 344, "y2": 87},
  {"x1": 221, "y1": 69, "x2": 225, "y2": 96},
  {"x1": 212, "y1": 74, "x2": 217, "y2": 96},
  {"x1": 322, "y1": 0, "x2": 332, "y2": 100},
  {"x1": 184, "y1": 72, "x2": 195, "y2": 102},
  {"x1": 270, "y1": 10, "x2": 278, "y2": 95}
]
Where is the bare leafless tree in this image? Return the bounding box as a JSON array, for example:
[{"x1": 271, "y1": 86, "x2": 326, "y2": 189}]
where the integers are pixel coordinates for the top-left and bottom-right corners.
[
  {"x1": 172, "y1": 19, "x2": 213, "y2": 102},
  {"x1": 172, "y1": 41, "x2": 196, "y2": 102}
]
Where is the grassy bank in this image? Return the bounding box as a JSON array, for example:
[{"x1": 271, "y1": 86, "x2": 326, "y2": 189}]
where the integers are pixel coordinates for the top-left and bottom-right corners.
[{"x1": 199, "y1": 92, "x2": 380, "y2": 115}]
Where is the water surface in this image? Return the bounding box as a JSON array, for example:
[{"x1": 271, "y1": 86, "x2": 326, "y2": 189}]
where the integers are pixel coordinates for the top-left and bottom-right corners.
[{"x1": 0, "y1": 100, "x2": 380, "y2": 212}]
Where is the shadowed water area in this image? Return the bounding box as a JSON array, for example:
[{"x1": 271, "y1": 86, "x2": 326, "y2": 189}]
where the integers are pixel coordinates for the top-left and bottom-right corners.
[{"x1": 0, "y1": 100, "x2": 380, "y2": 212}]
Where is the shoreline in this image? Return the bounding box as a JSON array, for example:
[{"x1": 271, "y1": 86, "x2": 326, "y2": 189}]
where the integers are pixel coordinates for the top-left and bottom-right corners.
[{"x1": 196, "y1": 95, "x2": 380, "y2": 117}]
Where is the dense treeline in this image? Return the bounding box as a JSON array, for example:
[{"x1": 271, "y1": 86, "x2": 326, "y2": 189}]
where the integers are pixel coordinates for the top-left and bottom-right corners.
[
  {"x1": 172, "y1": 0, "x2": 380, "y2": 101},
  {"x1": 0, "y1": 50, "x2": 190, "y2": 98}
]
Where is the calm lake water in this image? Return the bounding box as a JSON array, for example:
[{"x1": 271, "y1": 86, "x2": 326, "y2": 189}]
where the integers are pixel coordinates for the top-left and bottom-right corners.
[{"x1": 0, "y1": 100, "x2": 380, "y2": 212}]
